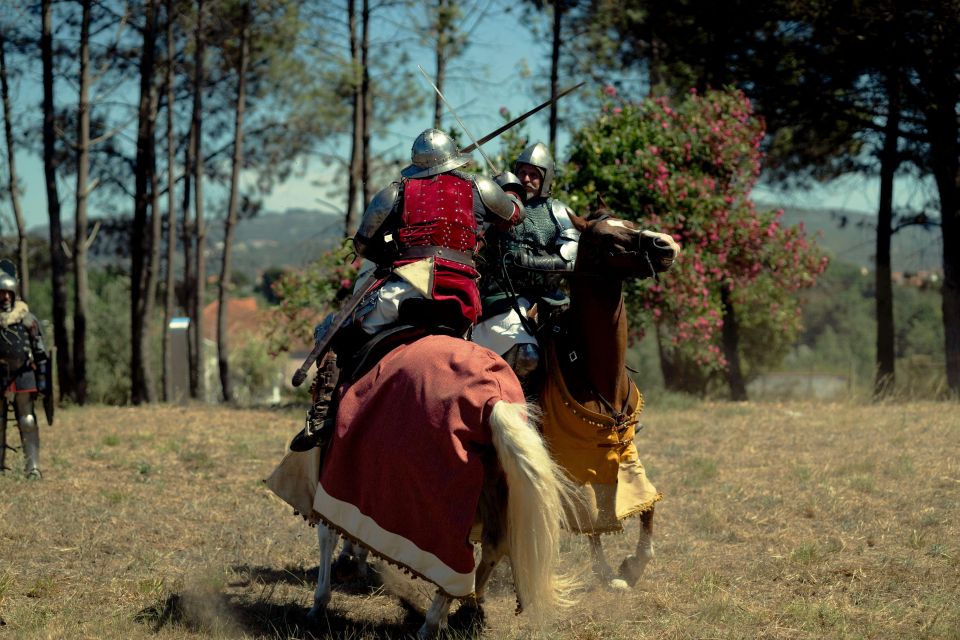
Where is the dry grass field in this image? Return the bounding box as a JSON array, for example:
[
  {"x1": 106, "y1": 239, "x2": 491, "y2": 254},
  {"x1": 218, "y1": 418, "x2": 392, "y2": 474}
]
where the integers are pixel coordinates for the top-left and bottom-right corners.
[{"x1": 0, "y1": 400, "x2": 957, "y2": 639}]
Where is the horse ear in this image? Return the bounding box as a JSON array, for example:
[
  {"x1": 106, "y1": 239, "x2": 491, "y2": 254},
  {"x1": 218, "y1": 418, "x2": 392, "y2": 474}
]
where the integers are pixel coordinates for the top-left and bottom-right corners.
[
  {"x1": 583, "y1": 193, "x2": 611, "y2": 222},
  {"x1": 568, "y1": 211, "x2": 589, "y2": 233}
]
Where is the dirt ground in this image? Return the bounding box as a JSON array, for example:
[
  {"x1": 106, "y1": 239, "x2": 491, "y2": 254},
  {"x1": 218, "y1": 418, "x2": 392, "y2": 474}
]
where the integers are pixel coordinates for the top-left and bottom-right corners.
[{"x1": 0, "y1": 401, "x2": 957, "y2": 639}]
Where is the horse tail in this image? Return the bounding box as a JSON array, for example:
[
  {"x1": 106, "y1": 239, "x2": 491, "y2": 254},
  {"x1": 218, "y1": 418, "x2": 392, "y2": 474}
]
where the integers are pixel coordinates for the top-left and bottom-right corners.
[{"x1": 488, "y1": 400, "x2": 579, "y2": 623}]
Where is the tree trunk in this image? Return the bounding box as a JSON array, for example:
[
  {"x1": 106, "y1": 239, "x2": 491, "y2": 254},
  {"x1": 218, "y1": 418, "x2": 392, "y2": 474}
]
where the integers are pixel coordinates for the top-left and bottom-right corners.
[
  {"x1": 655, "y1": 322, "x2": 709, "y2": 395},
  {"x1": 939, "y1": 170, "x2": 960, "y2": 396},
  {"x1": 181, "y1": 127, "x2": 195, "y2": 396},
  {"x1": 143, "y1": 87, "x2": 162, "y2": 404},
  {"x1": 162, "y1": 0, "x2": 177, "y2": 402},
  {"x1": 360, "y1": 0, "x2": 372, "y2": 208},
  {"x1": 191, "y1": 0, "x2": 207, "y2": 401},
  {"x1": 41, "y1": 0, "x2": 73, "y2": 400},
  {"x1": 131, "y1": 0, "x2": 158, "y2": 405},
  {"x1": 874, "y1": 75, "x2": 900, "y2": 399},
  {"x1": 0, "y1": 31, "x2": 28, "y2": 300},
  {"x1": 432, "y1": 0, "x2": 449, "y2": 130},
  {"x1": 930, "y1": 126, "x2": 960, "y2": 395},
  {"x1": 548, "y1": 0, "x2": 562, "y2": 152},
  {"x1": 344, "y1": 0, "x2": 361, "y2": 236},
  {"x1": 73, "y1": 0, "x2": 92, "y2": 405},
  {"x1": 720, "y1": 283, "x2": 747, "y2": 400},
  {"x1": 217, "y1": 6, "x2": 250, "y2": 404},
  {"x1": 919, "y1": 64, "x2": 960, "y2": 396}
]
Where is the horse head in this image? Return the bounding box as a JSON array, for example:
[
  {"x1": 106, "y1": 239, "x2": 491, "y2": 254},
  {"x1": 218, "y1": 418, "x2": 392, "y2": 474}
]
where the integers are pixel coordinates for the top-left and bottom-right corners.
[{"x1": 570, "y1": 207, "x2": 680, "y2": 279}]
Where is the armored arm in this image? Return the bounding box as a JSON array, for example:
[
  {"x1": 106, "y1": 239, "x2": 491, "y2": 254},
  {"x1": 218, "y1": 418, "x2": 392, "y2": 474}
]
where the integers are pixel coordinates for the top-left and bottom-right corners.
[
  {"x1": 474, "y1": 175, "x2": 524, "y2": 227},
  {"x1": 506, "y1": 199, "x2": 580, "y2": 273},
  {"x1": 353, "y1": 182, "x2": 402, "y2": 263},
  {"x1": 26, "y1": 313, "x2": 50, "y2": 392},
  {"x1": 506, "y1": 247, "x2": 572, "y2": 272}
]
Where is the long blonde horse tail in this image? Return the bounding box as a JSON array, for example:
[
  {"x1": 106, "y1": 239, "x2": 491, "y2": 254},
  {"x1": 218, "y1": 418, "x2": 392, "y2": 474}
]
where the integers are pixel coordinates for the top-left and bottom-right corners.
[{"x1": 488, "y1": 400, "x2": 580, "y2": 625}]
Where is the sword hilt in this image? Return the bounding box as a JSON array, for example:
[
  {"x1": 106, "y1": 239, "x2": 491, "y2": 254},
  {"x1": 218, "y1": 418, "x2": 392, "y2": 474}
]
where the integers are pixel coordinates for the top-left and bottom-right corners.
[{"x1": 291, "y1": 367, "x2": 309, "y2": 388}]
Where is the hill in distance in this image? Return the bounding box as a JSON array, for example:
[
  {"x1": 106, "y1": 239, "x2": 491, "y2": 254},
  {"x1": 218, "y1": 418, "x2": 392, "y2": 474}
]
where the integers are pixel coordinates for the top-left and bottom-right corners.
[
  {"x1": 774, "y1": 205, "x2": 942, "y2": 273},
  {"x1": 227, "y1": 205, "x2": 943, "y2": 275},
  {"x1": 22, "y1": 204, "x2": 943, "y2": 278}
]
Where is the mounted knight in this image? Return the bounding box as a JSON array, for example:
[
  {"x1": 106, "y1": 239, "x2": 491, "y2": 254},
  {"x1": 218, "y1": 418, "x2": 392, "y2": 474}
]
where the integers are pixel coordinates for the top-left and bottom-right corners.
[
  {"x1": 474, "y1": 142, "x2": 580, "y2": 390},
  {"x1": 0, "y1": 266, "x2": 51, "y2": 479},
  {"x1": 474, "y1": 142, "x2": 684, "y2": 588},
  {"x1": 289, "y1": 127, "x2": 525, "y2": 452}
]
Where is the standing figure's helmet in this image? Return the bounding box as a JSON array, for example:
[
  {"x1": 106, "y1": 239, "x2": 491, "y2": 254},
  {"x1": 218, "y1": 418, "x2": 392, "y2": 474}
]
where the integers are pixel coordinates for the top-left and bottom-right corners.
[
  {"x1": 401, "y1": 129, "x2": 472, "y2": 179},
  {"x1": 0, "y1": 273, "x2": 17, "y2": 312},
  {"x1": 514, "y1": 142, "x2": 555, "y2": 198}
]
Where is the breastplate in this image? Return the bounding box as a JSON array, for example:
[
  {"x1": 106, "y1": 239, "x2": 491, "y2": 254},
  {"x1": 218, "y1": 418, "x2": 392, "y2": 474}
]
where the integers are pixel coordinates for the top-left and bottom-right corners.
[{"x1": 0, "y1": 323, "x2": 32, "y2": 370}]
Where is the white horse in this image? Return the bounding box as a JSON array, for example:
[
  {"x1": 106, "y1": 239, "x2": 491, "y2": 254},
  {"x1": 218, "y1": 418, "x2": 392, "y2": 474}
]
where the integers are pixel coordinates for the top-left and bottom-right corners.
[{"x1": 268, "y1": 335, "x2": 578, "y2": 638}]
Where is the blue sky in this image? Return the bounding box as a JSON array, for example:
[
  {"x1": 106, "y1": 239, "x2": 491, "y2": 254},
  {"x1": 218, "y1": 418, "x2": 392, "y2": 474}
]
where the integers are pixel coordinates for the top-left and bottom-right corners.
[{"x1": 7, "y1": 9, "x2": 937, "y2": 231}]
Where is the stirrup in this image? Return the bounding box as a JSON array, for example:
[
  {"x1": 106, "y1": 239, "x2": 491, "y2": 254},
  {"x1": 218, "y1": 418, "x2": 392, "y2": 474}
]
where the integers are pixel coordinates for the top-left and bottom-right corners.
[{"x1": 289, "y1": 416, "x2": 335, "y2": 452}]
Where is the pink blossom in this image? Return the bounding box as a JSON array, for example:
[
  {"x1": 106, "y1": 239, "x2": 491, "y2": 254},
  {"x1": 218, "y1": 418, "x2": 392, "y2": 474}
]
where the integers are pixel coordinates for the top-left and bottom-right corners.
[{"x1": 603, "y1": 85, "x2": 617, "y2": 97}]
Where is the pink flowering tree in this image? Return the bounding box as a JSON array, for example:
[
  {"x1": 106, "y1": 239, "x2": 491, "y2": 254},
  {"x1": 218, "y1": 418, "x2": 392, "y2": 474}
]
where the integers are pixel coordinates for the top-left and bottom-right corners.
[
  {"x1": 560, "y1": 87, "x2": 828, "y2": 397},
  {"x1": 265, "y1": 241, "x2": 361, "y2": 356}
]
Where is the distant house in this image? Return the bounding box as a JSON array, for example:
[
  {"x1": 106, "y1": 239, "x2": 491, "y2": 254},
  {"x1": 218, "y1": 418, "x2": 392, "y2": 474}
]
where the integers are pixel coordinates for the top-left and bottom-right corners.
[{"x1": 200, "y1": 297, "x2": 283, "y2": 404}]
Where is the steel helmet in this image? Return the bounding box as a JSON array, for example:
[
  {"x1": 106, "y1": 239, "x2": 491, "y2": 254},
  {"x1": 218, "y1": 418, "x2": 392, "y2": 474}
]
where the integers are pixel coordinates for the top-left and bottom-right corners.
[
  {"x1": 0, "y1": 272, "x2": 17, "y2": 312},
  {"x1": 401, "y1": 129, "x2": 472, "y2": 179},
  {"x1": 514, "y1": 142, "x2": 555, "y2": 197}
]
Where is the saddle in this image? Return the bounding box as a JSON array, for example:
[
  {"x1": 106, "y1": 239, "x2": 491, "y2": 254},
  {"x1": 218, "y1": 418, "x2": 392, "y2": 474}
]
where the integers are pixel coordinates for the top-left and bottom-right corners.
[{"x1": 288, "y1": 321, "x2": 461, "y2": 453}]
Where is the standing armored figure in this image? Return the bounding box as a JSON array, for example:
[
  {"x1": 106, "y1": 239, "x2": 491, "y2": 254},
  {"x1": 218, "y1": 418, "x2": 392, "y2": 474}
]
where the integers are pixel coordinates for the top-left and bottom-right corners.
[
  {"x1": 0, "y1": 271, "x2": 50, "y2": 479},
  {"x1": 474, "y1": 141, "x2": 580, "y2": 388}
]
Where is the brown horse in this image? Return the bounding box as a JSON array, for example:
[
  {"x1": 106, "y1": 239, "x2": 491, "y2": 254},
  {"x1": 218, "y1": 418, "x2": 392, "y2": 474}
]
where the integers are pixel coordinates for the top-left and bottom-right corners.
[
  {"x1": 544, "y1": 209, "x2": 679, "y2": 588},
  {"x1": 463, "y1": 210, "x2": 679, "y2": 598}
]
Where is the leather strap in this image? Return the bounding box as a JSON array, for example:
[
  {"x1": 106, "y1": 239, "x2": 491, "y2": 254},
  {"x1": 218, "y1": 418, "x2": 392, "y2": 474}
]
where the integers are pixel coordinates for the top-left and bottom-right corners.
[{"x1": 398, "y1": 245, "x2": 475, "y2": 267}]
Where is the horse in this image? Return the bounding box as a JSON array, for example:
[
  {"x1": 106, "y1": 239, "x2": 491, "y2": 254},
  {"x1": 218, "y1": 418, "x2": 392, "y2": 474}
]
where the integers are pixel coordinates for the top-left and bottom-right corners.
[
  {"x1": 394, "y1": 210, "x2": 678, "y2": 600},
  {"x1": 538, "y1": 209, "x2": 680, "y2": 589},
  {"x1": 266, "y1": 334, "x2": 577, "y2": 638}
]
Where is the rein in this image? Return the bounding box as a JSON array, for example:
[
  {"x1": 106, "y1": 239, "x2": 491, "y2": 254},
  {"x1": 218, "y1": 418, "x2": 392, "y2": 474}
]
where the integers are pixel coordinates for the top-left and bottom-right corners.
[
  {"x1": 548, "y1": 320, "x2": 638, "y2": 430},
  {"x1": 568, "y1": 216, "x2": 661, "y2": 282}
]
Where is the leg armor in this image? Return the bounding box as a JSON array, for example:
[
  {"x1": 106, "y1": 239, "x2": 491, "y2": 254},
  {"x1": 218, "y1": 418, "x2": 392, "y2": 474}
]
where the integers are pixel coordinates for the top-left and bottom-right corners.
[
  {"x1": 0, "y1": 396, "x2": 9, "y2": 473},
  {"x1": 13, "y1": 393, "x2": 40, "y2": 479}
]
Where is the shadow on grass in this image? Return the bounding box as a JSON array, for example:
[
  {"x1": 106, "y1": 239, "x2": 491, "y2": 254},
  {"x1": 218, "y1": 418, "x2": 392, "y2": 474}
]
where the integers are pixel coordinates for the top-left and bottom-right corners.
[
  {"x1": 136, "y1": 590, "x2": 485, "y2": 639},
  {"x1": 230, "y1": 562, "x2": 386, "y2": 595}
]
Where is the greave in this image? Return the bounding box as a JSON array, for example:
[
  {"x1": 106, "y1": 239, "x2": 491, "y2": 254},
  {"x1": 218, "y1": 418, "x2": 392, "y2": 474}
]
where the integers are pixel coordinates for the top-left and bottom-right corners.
[{"x1": 20, "y1": 426, "x2": 40, "y2": 479}]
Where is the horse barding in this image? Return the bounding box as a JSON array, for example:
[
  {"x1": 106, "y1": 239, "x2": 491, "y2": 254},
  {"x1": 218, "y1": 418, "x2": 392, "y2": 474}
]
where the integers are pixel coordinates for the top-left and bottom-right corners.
[
  {"x1": 265, "y1": 333, "x2": 579, "y2": 638},
  {"x1": 515, "y1": 209, "x2": 680, "y2": 590}
]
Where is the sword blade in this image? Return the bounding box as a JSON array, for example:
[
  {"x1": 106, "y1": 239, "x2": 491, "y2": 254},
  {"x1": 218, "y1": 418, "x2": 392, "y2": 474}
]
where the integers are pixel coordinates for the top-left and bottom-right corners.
[
  {"x1": 461, "y1": 81, "x2": 586, "y2": 153},
  {"x1": 417, "y1": 65, "x2": 501, "y2": 175}
]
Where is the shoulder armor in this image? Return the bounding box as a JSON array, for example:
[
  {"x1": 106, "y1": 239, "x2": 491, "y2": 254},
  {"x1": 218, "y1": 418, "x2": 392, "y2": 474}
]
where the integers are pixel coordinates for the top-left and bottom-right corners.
[
  {"x1": 354, "y1": 182, "x2": 401, "y2": 259},
  {"x1": 549, "y1": 199, "x2": 577, "y2": 232},
  {"x1": 550, "y1": 199, "x2": 580, "y2": 262},
  {"x1": 474, "y1": 175, "x2": 523, "y2": 223}
]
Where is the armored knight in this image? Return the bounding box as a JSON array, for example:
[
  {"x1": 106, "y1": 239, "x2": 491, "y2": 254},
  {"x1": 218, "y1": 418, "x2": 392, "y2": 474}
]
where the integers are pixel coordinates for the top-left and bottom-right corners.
[
  {"x1": 0, "y1": 271, "x2": 49, "y2": 479},
  {"x1": 289, "y1": 129, "x2": 524, "y2": 453},
  {"x1": 473, "y1": 141, "x2": 580, "y2": 387},
  {"x1": 350, "y1": 128, "x2": 524, "y2": 338}
]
